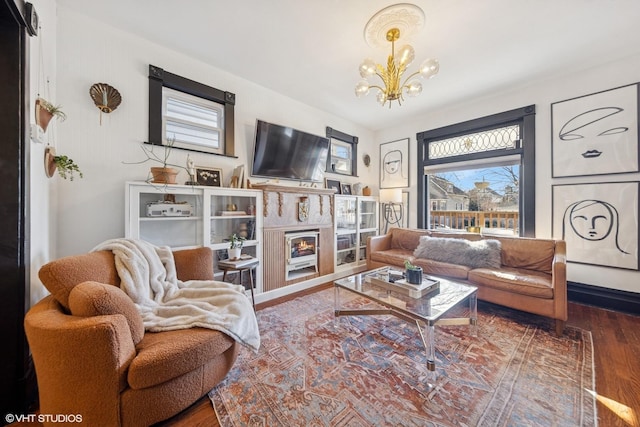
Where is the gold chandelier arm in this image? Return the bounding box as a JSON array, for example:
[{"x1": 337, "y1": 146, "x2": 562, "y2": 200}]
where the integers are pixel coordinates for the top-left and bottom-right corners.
[{"x1": 400, "y1": 70, "x2": 421, "y2": 89}]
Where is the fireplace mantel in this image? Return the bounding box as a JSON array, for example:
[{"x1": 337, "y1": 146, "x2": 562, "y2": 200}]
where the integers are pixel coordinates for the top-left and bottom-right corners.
[{"x1": 250, "y1": 183, "x2": 336, "y2": 195}]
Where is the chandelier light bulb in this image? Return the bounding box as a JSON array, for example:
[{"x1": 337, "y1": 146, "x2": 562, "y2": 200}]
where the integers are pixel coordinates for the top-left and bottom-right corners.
[
  {"x1": 355, "y1": 79, "x2": 371, "y2": 97},
  {"x1": 405, "y1": 80, "x2": 423, "y2": 97},
  {"x1": 396, "y1": 45, "x2": 415, "y2": 67},
  {"x1": 376, "y1": 90, "x2": 387, "y2": 105},
  {"x1": 359, "y1": 58, "x2": 377, "y2": 78},
  {"x1": 419, "y1": 58, "x2": 440, "y2": 79}
]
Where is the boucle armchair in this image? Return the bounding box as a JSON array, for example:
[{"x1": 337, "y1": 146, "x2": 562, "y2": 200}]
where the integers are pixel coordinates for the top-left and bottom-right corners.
[{"x1": 24, "y1": 247, "x2": 239, "y2": 426}]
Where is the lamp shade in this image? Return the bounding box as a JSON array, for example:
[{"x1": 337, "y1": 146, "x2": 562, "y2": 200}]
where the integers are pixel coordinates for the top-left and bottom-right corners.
[{"x1": 379, "y1": 188, "x2": 402, "y2": 203}]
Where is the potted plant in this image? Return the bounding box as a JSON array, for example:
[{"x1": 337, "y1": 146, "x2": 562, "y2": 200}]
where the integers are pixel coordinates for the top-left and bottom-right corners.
[
  {"x1": 44, "y1": 146, "x2": 83, "y2": 181},
  {"x1": 228, "y1": 233, "x2": 245, "y2": 260},
  {"x1": 127, "y1": 138, "x2": 182, "y2": 184},
  {"x1": 404, "y1": 260, "x2": 423, "y2": 285},
  {"x1": 35, "y1": 97, "x2": 66, "y2": 133}
]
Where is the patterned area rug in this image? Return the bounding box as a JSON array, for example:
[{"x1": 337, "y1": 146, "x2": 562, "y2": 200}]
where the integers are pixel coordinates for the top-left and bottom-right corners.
[{"x1": 209, "y1": 288, "x2": 597, "y2": 426}]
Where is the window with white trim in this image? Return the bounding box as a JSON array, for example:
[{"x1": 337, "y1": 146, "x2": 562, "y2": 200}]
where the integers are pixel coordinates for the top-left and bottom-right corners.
[{"x1": 163, "y1": 87, "x2": 224, "y2": 154}]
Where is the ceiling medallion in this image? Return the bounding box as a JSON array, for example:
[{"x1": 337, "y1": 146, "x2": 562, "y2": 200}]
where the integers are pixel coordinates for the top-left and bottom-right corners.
[{"x1": 363, "y1": 3, "x2": 425, "y2": 48}]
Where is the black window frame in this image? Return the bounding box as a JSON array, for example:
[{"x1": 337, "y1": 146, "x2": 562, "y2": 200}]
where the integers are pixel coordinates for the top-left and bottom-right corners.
[
  {"x1": 325, "y1": 126, "x2": 358, "y2": 177},
  {"x1": 148, "y1": 64, "x2": 236, "y2": 157},
  {"x1": 416, "y1": 105, "x2": 536, "y2": 236}
]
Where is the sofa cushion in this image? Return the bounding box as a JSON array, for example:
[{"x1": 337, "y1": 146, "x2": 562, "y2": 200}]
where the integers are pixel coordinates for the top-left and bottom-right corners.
[
  {"x1": 390, "y1": 228, "x2": 430, "y2": 251},
  {"x1": 468, "y1": 267, "x2": 553, "y2": 298},
  {"x1": 69, "y1": 281, "x2": 145, "y2": 345},
  {"x1": 414, "y1": 236, "x2": 502, "y2": 269},
  {"x1": 39, "y1": 251, "x2": 120, "y2": 310},
  {"x1": 128, "y1": 328, "x2": 235, "y2": 389},
  {"x1": 370, "y1": 248, "x2": 415, "y2": 267},
  {"x1": 496, "y1": 237, "x2": 555, "y2": 274},
  {"x1": 412, "y1": 258, "x2": 471, "y2": 280}
]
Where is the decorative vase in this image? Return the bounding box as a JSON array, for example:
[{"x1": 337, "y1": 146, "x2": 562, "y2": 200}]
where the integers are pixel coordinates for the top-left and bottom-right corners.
[
  {"x1": 405, "y1": 267, "x2": 423, "y2": 285},
  {"x1": 228, "y1": 247, "x2": 241, "y2": 260},
  {"x1": 362, "y1": 186, "x2": 371, "y2": 196},
  {"x1": 150, "y1": 166, "x2": 178, "y2": 184}
]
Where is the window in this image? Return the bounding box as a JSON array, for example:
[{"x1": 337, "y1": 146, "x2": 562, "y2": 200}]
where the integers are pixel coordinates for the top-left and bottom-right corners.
[
  {"x1": 163, "y1": 88, "x2": 224, "y2": 154},
  {"x1": 148, "y1": 65, "x2": 236, "y2": 157},
  {"x1": 326, "y1": 127, "x2": 358, "y2": 177},
  {"x1": 417, "y1": 106, "x2": 536, "y2": 236}
]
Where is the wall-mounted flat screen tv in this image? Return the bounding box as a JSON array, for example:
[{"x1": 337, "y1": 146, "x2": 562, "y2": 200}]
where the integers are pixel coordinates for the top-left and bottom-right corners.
[{"x1": 251, "y1": 119, "x2": 329, "y2": 182}]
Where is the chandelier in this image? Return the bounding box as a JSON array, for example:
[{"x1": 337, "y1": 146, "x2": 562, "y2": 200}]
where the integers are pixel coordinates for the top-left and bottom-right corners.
[{"x1": 355, "y1": 4, "x2": 440, "y2": 108}]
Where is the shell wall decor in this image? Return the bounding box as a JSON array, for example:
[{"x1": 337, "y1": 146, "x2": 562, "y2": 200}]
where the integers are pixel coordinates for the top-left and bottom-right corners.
[{"x1": 89, "y1": 83, "x2": 121, "y2": 124}]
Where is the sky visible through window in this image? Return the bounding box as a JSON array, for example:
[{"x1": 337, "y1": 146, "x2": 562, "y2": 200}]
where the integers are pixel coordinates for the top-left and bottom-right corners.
[{"x1": 434, "y1": 164, "x2": 519, "y2": 194}]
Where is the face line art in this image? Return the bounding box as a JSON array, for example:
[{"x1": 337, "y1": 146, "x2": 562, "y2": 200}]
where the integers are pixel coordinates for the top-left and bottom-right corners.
[
  {"x1": 559, "y1": 106, "x2": 627, "y2": 141},
  {"x1": 562, "y1": 199, "x2": 629, "y2": 254}
]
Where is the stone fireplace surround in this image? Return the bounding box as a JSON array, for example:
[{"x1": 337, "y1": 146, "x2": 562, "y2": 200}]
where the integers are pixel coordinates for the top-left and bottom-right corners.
[{"x1": 251, "y1": 184, "x2": 336, "y2": 293}]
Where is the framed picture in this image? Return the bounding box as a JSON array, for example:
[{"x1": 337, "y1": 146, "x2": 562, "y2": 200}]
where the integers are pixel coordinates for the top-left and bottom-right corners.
[
  {"x1": 325, "y1": 178, "x2": 341, "y2": 194},
  {"x1": 341, "y1": 183, "x2": 352, "y2": 195},
  {"x1": 552, "y1": 181, "x2": 639, "y2": 270},
  {"x1": 380, "y1": 138, "x2": 409, "y2": 188},
  {"x1": 196, "y1": 167, "x2": 222, "y2": 187},
  {"x1": 401, "y1": 191, "x2": 409, "y2": 228},
  {"x1": 230, "y1": 165, "x2": 244, "y2": 188},
  {"x1": 551, "y1": 83, "x2": 639, "y2": 177}
]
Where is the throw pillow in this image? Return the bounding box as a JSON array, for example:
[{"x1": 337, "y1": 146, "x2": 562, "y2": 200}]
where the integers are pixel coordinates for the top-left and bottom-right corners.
[
  {"x1": 413, "y1": 236, "x2": 502, "y2": 269},
  {"x1": 68, "y1": 281, "x2": 145, "y2": 344}
]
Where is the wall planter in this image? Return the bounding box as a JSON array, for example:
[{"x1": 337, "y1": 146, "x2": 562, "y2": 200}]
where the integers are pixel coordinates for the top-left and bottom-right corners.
[{"x1": 35, "y1": 98, "x2": 66, "y2": 132}]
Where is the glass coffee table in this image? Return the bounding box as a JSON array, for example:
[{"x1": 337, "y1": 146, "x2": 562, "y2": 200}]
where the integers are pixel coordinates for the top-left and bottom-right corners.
[{"x1": 334, "y1": 266, "x2": 477, "y2": 388}]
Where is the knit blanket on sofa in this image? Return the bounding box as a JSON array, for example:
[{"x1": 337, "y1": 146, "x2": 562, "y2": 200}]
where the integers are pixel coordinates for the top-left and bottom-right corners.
[{"x1": 92, "y1": 238, "x2": 260, "y2": 351}]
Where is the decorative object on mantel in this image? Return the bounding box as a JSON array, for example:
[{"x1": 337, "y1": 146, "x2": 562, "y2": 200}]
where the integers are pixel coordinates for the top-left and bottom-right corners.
[
  {"x1": 89, "y1": 83, "x2": 121, "y2": 125},
  {"x1": 355, "y1": 3, "x2": 440, "y2": 108},
  {"x1": 298, "y1": 197, "x2": 309, "y2": 222},
  {"x1": 44, "y1": 145, "x2": 83, "y2": 181},
  {"x1": 35, "y1": 98, "x2": 66, "y2": 133},
  {"x1": 362, "y1": 186, "x2": 372, "y2": 196}
]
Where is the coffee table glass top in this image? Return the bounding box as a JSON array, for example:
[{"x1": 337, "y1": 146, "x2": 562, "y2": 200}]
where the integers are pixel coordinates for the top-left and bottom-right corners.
[{"x1": 334, "y1": 266, "x2": 477, "y2": 323}]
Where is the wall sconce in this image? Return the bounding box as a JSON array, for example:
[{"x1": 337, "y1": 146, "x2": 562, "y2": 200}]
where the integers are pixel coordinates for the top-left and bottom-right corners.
[
  {"x1": 379, "y1": 188, "x2": 404, "y2": 233},
  {"x1": 89, "y1": 83, "x2": 121, "y2": 125}
]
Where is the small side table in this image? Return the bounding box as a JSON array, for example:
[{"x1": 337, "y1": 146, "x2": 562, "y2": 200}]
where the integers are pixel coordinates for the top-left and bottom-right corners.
[{"x1": 218, "y1": 257, "x2": 259, "y2": 310}]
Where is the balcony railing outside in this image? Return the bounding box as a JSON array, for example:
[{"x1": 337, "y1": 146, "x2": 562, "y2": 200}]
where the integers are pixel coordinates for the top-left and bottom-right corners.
[{"x1": 429, "y1": 210, "x2": 519, "y2": 235}]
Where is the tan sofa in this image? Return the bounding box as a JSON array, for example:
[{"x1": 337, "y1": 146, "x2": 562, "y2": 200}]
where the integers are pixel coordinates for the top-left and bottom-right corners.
[
  {"x1": 367, "y1": 228, "x2": 567, "y2": 335},
  {"x1": 24, "y1": 247, "x2": 239, "y2": 426}
]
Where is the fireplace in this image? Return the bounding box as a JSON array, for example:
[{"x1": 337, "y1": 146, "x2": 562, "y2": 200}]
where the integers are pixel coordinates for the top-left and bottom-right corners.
[{"x1": 286, "y1": 230, "x2": 319, "y2": 279}]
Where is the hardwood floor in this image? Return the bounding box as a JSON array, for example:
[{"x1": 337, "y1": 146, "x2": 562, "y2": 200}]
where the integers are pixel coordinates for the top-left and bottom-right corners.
[{"x1": 15, "y1": 290, "x2": 640, "y2": 427}]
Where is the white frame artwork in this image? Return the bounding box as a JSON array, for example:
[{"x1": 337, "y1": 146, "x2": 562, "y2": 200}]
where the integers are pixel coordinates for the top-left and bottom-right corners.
[
  {"x1": 551, "y1": 83, "x2": 639, "y2": 178},
  {"x1": 379, "y1": 138, "x2": 409, "y2": 189},
  {"x1": 552, "y1": 181, "x2": 639, "y2": 270}
]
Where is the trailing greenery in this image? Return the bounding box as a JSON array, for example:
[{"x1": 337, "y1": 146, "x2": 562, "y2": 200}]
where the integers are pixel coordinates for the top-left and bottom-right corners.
[{"x1": 54, "y1": 155, "x2": 83, "y2": 181}]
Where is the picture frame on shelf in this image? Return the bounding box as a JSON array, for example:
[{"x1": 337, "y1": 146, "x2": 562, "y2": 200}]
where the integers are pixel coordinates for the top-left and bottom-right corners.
[
  {"x1": 195, "y1": 167, "x2": 222, "y2": 187},
  {"x1": 341, "y1": 183, "x2": 352, "y2": 195},
  {"x1": 551, "y1": 83, "x2": 639, "y2": 178},
  {"x1": 230, "y1": 165, "x2": 245, "y2": 188},
  {"x1": 325, "y1": 178, "x2": 341, "y2": 194},
  {"x1": 380, "y1": 138, "x2": 409, "y2": 188},
  {"x1": 552, "y1": 181, "x2": 639, "y2": 270}
]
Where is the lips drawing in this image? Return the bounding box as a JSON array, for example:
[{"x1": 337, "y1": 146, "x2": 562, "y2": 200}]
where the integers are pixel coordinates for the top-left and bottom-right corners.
[{"x1": 581, "y1": 150, "x2": 602, "y2": 158}]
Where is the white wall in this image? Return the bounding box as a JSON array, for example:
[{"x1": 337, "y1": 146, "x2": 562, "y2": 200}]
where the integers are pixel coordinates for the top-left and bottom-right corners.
[
  {"x1": 28, "y1": 0, "x2": 58, "y2": 305},
  {"x1": 54, "y1": 7, "x2": 374, "y2": 259},
  {"x1": 374, "y1": 53, "x2": 640, "y2": 294}
]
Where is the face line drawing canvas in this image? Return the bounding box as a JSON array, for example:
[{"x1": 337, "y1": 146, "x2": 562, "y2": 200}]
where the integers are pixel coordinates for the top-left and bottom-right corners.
[
  {"x1": 551, "y1": 83, "x2": 639, "y2": 178},
  {"x1": 380, "y1": 138, "x2": 409, "y2": 189},
  {"x1": 552, "y1": 181, "x2": 639, "y2": 270}
]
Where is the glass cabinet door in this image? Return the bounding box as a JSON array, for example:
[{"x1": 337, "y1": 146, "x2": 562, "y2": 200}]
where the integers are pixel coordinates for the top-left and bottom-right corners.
[
  {"x1": 335, "y1": 197, "x2": 357, "y2": 232},
  {"x1": 359, "y1": 198, "x2": 378, "y2": 230},
  {"x1": 207, "y1": 191, "x2": 258, "y2": 247}
]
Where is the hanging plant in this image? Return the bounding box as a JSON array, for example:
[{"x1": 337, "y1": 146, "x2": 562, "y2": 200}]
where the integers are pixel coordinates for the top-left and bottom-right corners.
[
  {"x1": 35, "y1": 97, "x2": 66, "y2": 132},
  {"x1": 44, "y1": 146, "x2": 83, "y2": 181}
]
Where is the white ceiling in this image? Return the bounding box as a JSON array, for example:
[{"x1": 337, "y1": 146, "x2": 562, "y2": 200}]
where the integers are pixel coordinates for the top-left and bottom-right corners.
[{"x1": 57, "y1": 0, "x2": 640, "y2": 131}]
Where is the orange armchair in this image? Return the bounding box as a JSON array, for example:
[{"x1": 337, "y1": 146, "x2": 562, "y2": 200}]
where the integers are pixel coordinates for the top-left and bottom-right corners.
[{"x1": 25, "y1": 247, "x2": 238, "y2": 426}]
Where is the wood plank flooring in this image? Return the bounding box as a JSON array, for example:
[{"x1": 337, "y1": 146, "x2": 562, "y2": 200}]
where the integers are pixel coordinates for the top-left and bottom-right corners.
[{"x1": 159, "y1": 298, "x2": 640, "y2": 427}]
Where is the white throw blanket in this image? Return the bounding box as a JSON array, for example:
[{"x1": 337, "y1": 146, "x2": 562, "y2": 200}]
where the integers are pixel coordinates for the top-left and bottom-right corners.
[{"x1": 92, "y1": 238, "x2": 260, "y2": 351}]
